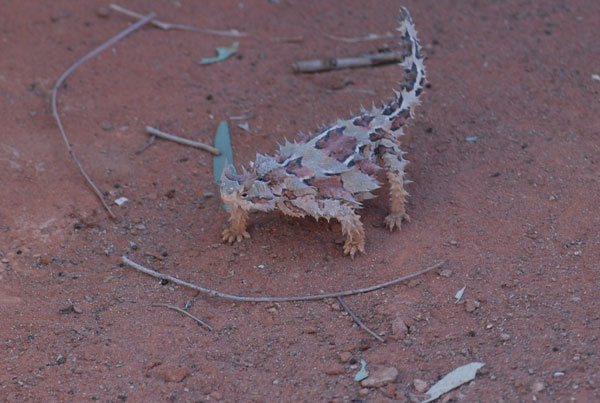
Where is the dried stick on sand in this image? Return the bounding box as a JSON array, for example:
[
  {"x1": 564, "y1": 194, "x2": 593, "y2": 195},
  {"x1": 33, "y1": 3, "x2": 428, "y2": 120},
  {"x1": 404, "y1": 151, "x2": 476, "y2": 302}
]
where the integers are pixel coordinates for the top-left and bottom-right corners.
[
  {"x1": 293, "y1": 50, "x2": 407, "y2": 73},
  {"x1": 122, "y1": 256, "x2": 444, "y2": 303},
  {"x1": 151, "y1": 303, "x2": 213, "y2": 331},
  {"x1": 52, "y1": 13, "x2": 156, "y2": 221},
  {"x1": 337, "y1": 296, "x2": 385, "y2": 343},
  {"x1": 146, "y1": 126, "x2": 221, "y2": 155},
  {"x1": 109, "y1": 4, "x2": 247, "y2": 37}
]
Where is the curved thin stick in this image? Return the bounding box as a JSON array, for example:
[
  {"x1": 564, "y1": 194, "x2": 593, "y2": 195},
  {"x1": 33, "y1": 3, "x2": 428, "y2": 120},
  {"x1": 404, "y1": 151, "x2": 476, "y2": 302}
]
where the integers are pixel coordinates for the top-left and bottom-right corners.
[
  {"x1": 109, "y1": 4, "x2": 247, "y2": 37},
  {"x1": 52, "y1": 13, "x2": 156, "y2": 221},
  {"x1": 122, "y1": 256, "x2": 444, "y2": 303},
  {"x1": 151, "y1": 303, "x2": 213, "y2": 331},
  {"x1": 337, "y1": 296, "x2": 385, "y2": 343}
]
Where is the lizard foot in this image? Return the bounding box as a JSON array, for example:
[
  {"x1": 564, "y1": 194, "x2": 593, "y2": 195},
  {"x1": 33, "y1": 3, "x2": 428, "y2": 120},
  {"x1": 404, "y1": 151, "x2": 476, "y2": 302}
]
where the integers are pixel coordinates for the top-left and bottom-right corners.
[
  {"x1": 343, "y1": 237, "x2": 365, "y2": 259},
  {"x1": 384, "y1": 212, "x2": 410, "y2": 232},
  {"x1": 222, "y1": 228, "x2": 250, "y2": 244}
]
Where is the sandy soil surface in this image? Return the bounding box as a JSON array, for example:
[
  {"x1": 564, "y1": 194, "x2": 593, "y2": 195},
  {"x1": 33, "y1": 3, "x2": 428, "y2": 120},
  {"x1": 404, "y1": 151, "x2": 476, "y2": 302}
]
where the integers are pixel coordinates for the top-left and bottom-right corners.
[{"x1": 1, "y1": 0, "x2": 599, "y2": 401}]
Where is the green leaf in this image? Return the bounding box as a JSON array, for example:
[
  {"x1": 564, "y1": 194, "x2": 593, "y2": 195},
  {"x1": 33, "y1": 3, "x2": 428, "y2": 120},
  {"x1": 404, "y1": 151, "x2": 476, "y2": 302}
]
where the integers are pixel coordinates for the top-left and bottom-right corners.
[
  {"x1": 213, "y1": 120, "x2": 234, "y2": 184},
  {"x1": 213, "y1": 120, "x2": 234, "y2": 211},
  {"x1": 354, "y1": 360, "x2": 369, "y2": 382},
  {"x1": 198, "y1": 42, "x2": 239, "y2": 65}
]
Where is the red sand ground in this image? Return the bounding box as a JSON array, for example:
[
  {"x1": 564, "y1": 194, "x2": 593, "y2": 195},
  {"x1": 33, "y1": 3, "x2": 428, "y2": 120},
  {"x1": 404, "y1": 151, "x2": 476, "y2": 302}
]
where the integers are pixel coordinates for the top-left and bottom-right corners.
[{"x1": 1, "y1": 0, "x2": 599, "y2": 401}]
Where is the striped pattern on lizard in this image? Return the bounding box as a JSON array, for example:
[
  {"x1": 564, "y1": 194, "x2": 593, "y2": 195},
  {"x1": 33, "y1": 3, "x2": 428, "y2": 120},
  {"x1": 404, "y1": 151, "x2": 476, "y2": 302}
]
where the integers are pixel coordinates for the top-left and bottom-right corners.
[{"x1": 220, "y1": 7, "x2": 426, "y2": 258}]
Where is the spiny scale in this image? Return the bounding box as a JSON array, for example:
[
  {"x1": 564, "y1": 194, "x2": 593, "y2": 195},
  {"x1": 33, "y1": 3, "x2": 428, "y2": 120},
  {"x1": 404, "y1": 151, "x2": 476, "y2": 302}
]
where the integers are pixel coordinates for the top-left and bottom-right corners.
[{"x1": 220, "y1": 7, "x2": 426, "y2": 258}]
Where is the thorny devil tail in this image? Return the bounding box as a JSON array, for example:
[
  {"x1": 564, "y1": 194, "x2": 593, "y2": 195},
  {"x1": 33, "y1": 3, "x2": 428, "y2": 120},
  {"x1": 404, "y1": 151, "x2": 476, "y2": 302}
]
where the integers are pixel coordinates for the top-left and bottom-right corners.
[{"x1": 367, "y1": 7, "x2": 426, "y2": 135}]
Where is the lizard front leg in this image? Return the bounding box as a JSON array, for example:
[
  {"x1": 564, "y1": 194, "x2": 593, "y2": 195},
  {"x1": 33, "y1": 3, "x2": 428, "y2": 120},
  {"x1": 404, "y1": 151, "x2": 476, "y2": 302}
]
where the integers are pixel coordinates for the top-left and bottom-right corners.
[{"x1": 222, "y1": 204, "x2": 251, "y2": 243}]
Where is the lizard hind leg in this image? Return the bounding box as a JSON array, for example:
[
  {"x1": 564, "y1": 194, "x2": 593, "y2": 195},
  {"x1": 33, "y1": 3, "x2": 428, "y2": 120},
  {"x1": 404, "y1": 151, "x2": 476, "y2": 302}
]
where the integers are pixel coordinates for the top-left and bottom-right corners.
[
  {"x1": 381, "y1": 150, "x2": 410, "y2": 231},
  {"x1": 337, "y1": 209, "x2": 366, "y2": 258}
]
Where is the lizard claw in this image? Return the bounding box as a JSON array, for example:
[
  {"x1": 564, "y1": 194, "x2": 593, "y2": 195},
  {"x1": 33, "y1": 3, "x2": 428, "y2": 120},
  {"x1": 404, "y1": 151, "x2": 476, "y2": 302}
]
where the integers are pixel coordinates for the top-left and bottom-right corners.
[
  {"x1": 343, "y1": 238, "x2": 365, "y2": 258},
  {"x1": 384, "y1": 212, "x2": 410, "y2": 232},
  {"x1": 222, "y1": 228, "x2": 250, "y2": 244}
]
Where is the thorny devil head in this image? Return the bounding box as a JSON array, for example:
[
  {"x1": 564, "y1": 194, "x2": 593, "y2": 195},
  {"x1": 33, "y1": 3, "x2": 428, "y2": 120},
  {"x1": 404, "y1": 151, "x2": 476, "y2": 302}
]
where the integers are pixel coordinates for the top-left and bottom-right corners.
[
  {"x1": 220, "y1": 155, "x2": 280, "y2": 213},
  {"x1": 219, "y1": 7, "x2": 426, "y2": 257}
]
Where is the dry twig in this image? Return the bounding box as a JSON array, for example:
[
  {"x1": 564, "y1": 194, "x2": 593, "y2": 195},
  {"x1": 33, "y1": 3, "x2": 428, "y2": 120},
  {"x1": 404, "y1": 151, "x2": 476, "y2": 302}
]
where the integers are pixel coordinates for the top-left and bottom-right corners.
[
  {"x1": 52, "y1": 13, "x2": 156, "y2": 221},
  {"x1": 145, "y1": 126, "x2": 221, "y2": 155},
  {"x1": 325, "y1": 88, "x2": 376, "y2": 95},
  {"x1": 151, "y1": 303, "x2": 213, "y2": 330},
  {"x1": 270, "y1": 35, "x2": 304, "y2": 43},
  {"x1": 293, "y1": 50, "x2": 407, "y2": 73},
  {"x1": 337, "y1": 296, "x2": 385, "y2": 343},
  {"x1": 326, "y1": 32, "x2": 394, "y2": 43},
  {"x1": 122, "y1": 256, "x2": 444, "y2": 302},
  {"x1": 109, "y1": 4, "x2": 247, "y2": 37}
]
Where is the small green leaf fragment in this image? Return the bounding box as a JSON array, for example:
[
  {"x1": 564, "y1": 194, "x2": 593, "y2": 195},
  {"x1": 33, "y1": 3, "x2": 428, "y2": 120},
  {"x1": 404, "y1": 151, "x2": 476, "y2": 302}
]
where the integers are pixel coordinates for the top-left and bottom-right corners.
[
  {"x1": 213, "y1": 120, "x2": 234, "y2": 211},
  {"x1": 354, "y1": 360, "x2": 369, "y2": 382},
  {"x1": 213, "y1": 120, "x2": 234, "y2": 184},
  {"x1": 198, "y1": 42, "x2": 239, "y2": 65}
]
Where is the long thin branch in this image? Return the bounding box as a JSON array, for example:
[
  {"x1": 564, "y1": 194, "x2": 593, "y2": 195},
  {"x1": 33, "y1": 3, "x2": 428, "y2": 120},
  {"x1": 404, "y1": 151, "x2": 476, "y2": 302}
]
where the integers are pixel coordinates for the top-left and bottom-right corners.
[
  {"x1": 293, "y1": 50, "x2": 407, "y2": 73},
  {"x1": 109, "y1": 4, "x2": 247, "y2": 37},
  {"x1": 122, "y1": 256, "x2": 444, "y2": 303},
  {"x1": 337, "y1": 296, "x2": 385, "y2": 343},
  {"x1": 151, "y1": 303, "x2": 213, "y2": 331},
  {"x1": 146, "y1": 126, "x2": 221, "y2": 155},
  {"x1": 52, "y1": 13, "x2": 156, "y2": 221}
]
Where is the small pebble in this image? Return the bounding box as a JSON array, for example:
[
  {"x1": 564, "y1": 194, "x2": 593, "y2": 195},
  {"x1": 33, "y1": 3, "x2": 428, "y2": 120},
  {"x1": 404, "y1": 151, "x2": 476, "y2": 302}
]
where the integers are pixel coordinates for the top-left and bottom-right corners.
[
  {"x1": 439, "y1": 269, "x2": 453, "y2": 278},
  {"x1": 391, "y1": 317, "x2": 409, "y2": 338},
  {"x1": 339, "y1": 352, "x2": 352, "y2": 363},
  {"x1": 203, "y1": 191, "x2": 215, "y2": 199},
  {"x1": 72, "y1": 306, "x2": 83, "y2": 314},
  {"x1": 96, "y1": 7, "x2": 111, "y2": 18},
  {"x1": 465, "y1": 299, "x2": 480, "y2": 313},
  {"x1": 413, "y1": 378, "x2": 428, "y2": 393},
  {"x1": 101, "y1": 121, "x2": 113, "y2": 131},
  {"x1": 325, "y1": 364, "x2": 345, "y2": 375},
  {"x1": 209, "y1": 391, "x2": 222, "y2": 400},
  {"x1": 499, "y1": 333, "x2": 511, "y2": 341},
  {"x1": 383, "y1": 383, "x2": 396, "y2": 398},
  {"x1": 159, "y1": 366, "x2": 189, "y2": 383},
  {"x1": 532, "y1": 381, "x2": 545, "y2": 393},
  {"x1": 360, "y1": 367, "x2": 398, "y2": 388},
  {"x1": 358, "y1": 388, "x2": 369, "y2": 397},
  {"x1": 553, "y1": 371, "x2": 565, "y2": 377}
]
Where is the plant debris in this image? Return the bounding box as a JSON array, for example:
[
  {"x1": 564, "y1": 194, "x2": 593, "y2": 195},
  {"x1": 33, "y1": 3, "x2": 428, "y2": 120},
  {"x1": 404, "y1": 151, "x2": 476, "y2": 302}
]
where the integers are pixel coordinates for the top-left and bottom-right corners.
[
  {"x1": 198, "y1": 42, "x2": 239, "y2": 65},
  {"x1": 213, "y1": 120, "x2": 234, "y2": 185},
  {"x1": 422, "y1": 362, "x2": 485, "y2": 403},
  {"x1": 326, "y1": 32, "x2": 394, "y2": 43},
  {"x1": 454, "y1": 286, "x2": 466, "y2": 303},
  {"x1": 354, "y1": 360, "x2": 369, "y2": 382}
]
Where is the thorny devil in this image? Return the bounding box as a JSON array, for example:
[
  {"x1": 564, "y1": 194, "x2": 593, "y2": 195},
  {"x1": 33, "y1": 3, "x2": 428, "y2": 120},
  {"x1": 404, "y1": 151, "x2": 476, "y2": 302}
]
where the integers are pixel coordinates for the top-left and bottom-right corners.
[{"x1": 220, "y1": 7, "x2": 426, "y2": 258}]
